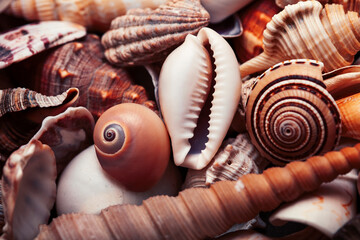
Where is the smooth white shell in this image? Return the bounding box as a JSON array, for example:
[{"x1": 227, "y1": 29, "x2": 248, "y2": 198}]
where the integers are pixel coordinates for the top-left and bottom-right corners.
[
  {"x1": 159, "y1": 27, "x2": 241, "y2": 170},
  {"x1": 56, "y1": 145, "x2": 182, "y2": 215}
]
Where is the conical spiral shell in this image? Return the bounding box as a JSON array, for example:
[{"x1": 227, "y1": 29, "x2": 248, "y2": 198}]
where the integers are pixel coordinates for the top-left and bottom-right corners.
[
  {"x1": 101, "y1": 0, "x2": 210, "y2": 66},
  {"x1": 239, "y1": 1, "x2": 360, "y2": 77},
  {"x1": 245, "y1": 59, "x2": 341, "y2": 165},
  {"x1": 5, "y1": 0, "x2": 169, "y2": 31},
  {"x1": 36, "y1": 141, "x2": 360, "y2": 239}
]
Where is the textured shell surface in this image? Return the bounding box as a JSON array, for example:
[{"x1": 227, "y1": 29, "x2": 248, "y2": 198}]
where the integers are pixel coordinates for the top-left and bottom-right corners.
[
  {"x1": 31, "y1": 106, "x2": 95, "y2": 175},
  {"x1": 270, "y1": 169, "x2": 358, "y2": 237},
  {"x1": 336, "y1": 92, "x2": 360, "y2": 140},
  {"x1": 1, "y1": 139, "x2": 56, "y2": 240},
  {"x1": 35, "y1": 142, "x2": 360, "y2": 239},
  {"x1": 101, "y1": 0, "x2": 210, "y2": 66},
  {"x1": 276, "y1": 0, "x2": 360, "y2": 10},
  {"x1": 9, "y1": 34, "x2": 157, "y2": 120},
  {"x1": 0, "y1": 87, "x2": 79, "y2": 163},
  {"x1": 245, "y1": 59, "x2": 341, "y2": 165},
  {"x1": 200, "y1": 0, "x2": 254, "y2": 23},
  {"x1": 56, "y1": 145, "x2": 181, "y2": 215},
  {"x1": 5, "y1": 0, "x2": 170, "y2": 31},
  {"x1": 239, "y1": 1, "x2": 360, "y2": 77},
  {"x1": 0, "y1": 21, "x2": 86, "y2": 69},
  {"x1": 159, "y1": 27, "x2": 241, "y2": 170}
]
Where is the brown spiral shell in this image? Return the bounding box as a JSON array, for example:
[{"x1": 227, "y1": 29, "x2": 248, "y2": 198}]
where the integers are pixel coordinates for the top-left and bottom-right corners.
[
  {"x1": 245, "y1": 59, "x2": 341, "y2": 165},
  {"x1": 36, "y1": 141, "x2": 360, "y2": 239}
]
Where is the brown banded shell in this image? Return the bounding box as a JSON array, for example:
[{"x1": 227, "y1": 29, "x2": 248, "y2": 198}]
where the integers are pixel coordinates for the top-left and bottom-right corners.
[
  {"x1": 239, "y1": 1, "x2": 360, "y2": 77},
  {"x1": 101, "y1": 0, "x2": 210, "y2": 66},
  {"x1": 245, "y1": 59, "x2": 341, "y2": 165},
  {"x1": 9, "y1": 34, "x2": 157, "y2": 119},
  {"x1": 2, "y1": 139, "x2": 56, "y2": 240},
  {"x1": 36, "y1": 142, "x2": 360, "y2": 239},
  {"x1": 5, "y1": 0, "x2": 169, "y2": 31},
  {"x1": 0, "y1": 87, "x2": 79, "y2": 163},
  {"x1": 0, "y1": 21, "x2": 86, "y2": 69}
]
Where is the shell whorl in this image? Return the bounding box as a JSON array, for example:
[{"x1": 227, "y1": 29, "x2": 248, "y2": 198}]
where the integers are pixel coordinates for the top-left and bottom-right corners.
[
  {"x1": 36, "y1": 142, "x2": 360, "y2": 239},
  {"x1": 245, "y1": 59, "x2": 341, "y2": 165}
]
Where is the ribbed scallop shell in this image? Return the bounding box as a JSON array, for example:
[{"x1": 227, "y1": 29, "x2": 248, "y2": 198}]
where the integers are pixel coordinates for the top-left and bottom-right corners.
[
  {"x1": 159, "y1": 27, "x2": 241, "y2": 170},
  {"x1": 5, "y1": 0, "x2": 169, "y2": 31},
  {"x1": 2, "y1": 139, "x2": 56, "y2": 240},
  {"x1": 0, "y1": 87, "x2": 79, "y2": 163},
  {"x1": 0, "y1": 21, "x2": 86, "y2": 69},
  {"x1": 9, "y1": 34, "x2": 157, "y2": 119},
  {"x1": 245, "y1": 59, "x2": 341, "y2": 165},
  {"x1": 239, "y1": 1, "x2": 360, "y2": 77},
  {"x1": 35, "y1": 142, "x2": 360, "y2": 239},
  {"x1": 183, "y1": 133, "x2": 268, "y2": 189},
  {"x1": 101, "y1": 0, "x2": 210, "y2": 66}
]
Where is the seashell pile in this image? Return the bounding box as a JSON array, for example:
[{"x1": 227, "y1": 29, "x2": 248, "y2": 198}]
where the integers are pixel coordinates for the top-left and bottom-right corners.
[{"x1": 1, "y1": 0, "x2": 360, "y2": 239}]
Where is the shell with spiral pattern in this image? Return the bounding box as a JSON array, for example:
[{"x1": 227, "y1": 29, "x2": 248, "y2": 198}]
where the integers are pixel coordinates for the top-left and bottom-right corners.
[
  {"x1": 35, "y1": 141, "x2": 360, "y2": 239},
  {"x1": 239, "y1": 1, "x2": 360, "y2": 77}
]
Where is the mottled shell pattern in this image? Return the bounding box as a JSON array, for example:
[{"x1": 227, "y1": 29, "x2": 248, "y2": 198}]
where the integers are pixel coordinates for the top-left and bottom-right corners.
[
  {"x1": 101, "y1": 0, "x2": 210, "y2": 66},
  {"x1": 36, "y1": 142, "x2": 360, "y2": 239},
  {"x1": 2, "y1": 140, "x2": 57, "y2": 240},
  {"x1": 0, "y1": 21, "x2": 86, "y2": 69},
  {"x1": 5, "y1": 0, "x2": 169, "y2": 31},
  {"x1": 245, "y1": 59, "x2": 341, "y2": 165},
  {"x1": 239, "y1": 1, "x2": 360, "y2": 77},
  {"x1": 159, "y1": 27, "x2": 241, "y2": 170}
]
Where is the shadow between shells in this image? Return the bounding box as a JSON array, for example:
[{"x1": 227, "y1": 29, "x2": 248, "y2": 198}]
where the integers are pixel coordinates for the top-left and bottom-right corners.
[{"x1": 1, "y1": 0, "x2": 360, "y2": 239}]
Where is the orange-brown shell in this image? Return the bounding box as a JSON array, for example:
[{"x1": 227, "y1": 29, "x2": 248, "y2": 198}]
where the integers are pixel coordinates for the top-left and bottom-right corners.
[{"x1": 93, "y1": 103, "x2": 170, "y2": 192}]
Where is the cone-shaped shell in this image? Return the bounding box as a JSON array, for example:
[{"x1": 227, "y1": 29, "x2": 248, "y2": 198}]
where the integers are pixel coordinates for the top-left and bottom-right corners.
[
  {"x1": 2, "y1": 139, "x2": 56, "y2": 240},
  {"x1": 239, "y1": 1, "x2": 360, "y2": 77},
  {"x1": 35, "y1": 142, "x2": 360, "y2": 239},
  {"x1": 101, "y1": 0, "x2": 210, "y2": 66},
  {"x1": 245, "y1": 59, "x2": 341, "y2": 165},
  {"x1": 159, "y1": 27, "x2": 241, "y2": 170},
  {"x1": 0, "y1": 21, "x2": 86, "y2": 69},
  {"x1": 93, "y1": 103, "x2": 170, "y2": 192}
]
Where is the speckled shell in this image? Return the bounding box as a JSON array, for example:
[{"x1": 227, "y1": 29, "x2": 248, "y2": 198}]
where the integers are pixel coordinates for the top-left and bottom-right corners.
[
  {"x1": 0, "y1": 87, "x2": 79, "y2": 163},
  {"x1": 35, "y1": 142, "x2": 360, "y2": 239},
  {"x1": 200, "y1": 0, "x2": 254, "y2": 23},
  {"x1": 9, "y1": 34, "x2": 157, "y2": 120},
  {"x1": 101, "y1": 0, "x2": 210, "y2": 66},
  {"x1": 5, "y1": 0, "x2": 169, "y2": 31},
  {"x1": 233, "y1": 0, "x2": 281, "y2": 63},
  {"x1": 239, "y1": 1, "x2": 360, "y2": 77},
  {"x1": 183, "y1": 133, "x2": 268, "y2": 189},
  {"x1": 245, "y1": 59, "x2": 341, "y2": 165},
  {"x1": 0, "y1": 21, "x2": 86, "y2": 69},
  {"x1": 31, "y1": 106, "x2": 95, "y2": 174},
  {"x1": 2, "y1": 139, "x2": 56, "y2": 240},
  {"x1": 159, "y1": 27, "x2": 241, "y2": 170},
  {"x1": 93, "y1": 103, "x2": 170, "y2": 192}
]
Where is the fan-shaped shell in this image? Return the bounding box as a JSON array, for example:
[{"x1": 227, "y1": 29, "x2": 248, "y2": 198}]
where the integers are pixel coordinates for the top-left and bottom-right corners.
[
  {"x1": 159, "y1": 27, "x2": 241, "y2": 170},
  {"x1": 5, "y1": 0, "x2": 169, "y2": 31},
  {"x1": 0, "y1": 21, "x2": 86, "y2": 69},
  {"x1": 239, "y1": 1, "x2": 360, "y2": 77},
  {"x1": 93, "y1": 103, "x2": 170, "y2": 192},
  {"x1": 101, "y1": 0, "x2": 210, "y2": 66},
  {"x1": 2, "y1": 139, "x2": 56, "y2": 240},
  {"x1": 245, "y1": 59, "x2": 341, "y2": 165}
]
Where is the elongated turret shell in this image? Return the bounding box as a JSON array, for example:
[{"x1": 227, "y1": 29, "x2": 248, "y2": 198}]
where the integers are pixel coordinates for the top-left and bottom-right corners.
[
  {"x1": 239, "y1": 1, "x2": 360, "y2": 77},
  {"x1": 2, "y1": 139, "x2": 56, "y2": 240},
  {"x1": 36, "y1": 142, "x2": 360, "y2": 239},
  {"x1": 245, "y1": 59, "x2": 341, "y2": 165},
  {"x1": 101, "y1": 0, "x2": 210, "y2": 66},
  {"x1": 159, "y1": 27, "x2": 241, "y2": 170}
]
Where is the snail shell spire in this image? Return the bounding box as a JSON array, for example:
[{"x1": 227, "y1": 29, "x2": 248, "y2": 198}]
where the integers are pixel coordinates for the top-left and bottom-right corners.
[
  {"x1": 239, "y1": 1, "x2": 360, "y2": 77},
  {"x1": 245, "y1": 59, "x2": 341, "y2": 165},
  {"x1": 36, "y1": 142, "x2": 360, "y2": 239}
]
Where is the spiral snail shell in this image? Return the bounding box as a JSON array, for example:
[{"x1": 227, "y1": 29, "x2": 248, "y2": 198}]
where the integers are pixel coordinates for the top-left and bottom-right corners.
[
  {"x1": 93, "y1": 103, "x2": 170, "y2": 192},
  {"x1": 245, "y1": 59, "x2": 342, "y2": 165}
]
